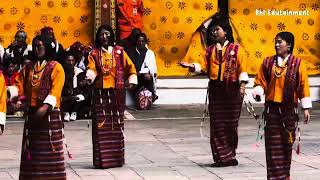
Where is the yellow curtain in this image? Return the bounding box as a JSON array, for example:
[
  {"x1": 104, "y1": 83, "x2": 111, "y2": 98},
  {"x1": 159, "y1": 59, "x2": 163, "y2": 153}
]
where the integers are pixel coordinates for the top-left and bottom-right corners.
[
  {"x1": 143, "y1": 0, "x2": 218, "y2": 76},
  {"x1": 0, "y1": 0, "x2": 218, "y2": 76},
  {"x1": 3, "y1": 1, "x2": 316, "y2": 76},
  {"x1": 0, "y1": 0, "x2": 94, "y2": 48},
  {"x1": 230, "y1": 0, "x2": 320, "y2": 75}
]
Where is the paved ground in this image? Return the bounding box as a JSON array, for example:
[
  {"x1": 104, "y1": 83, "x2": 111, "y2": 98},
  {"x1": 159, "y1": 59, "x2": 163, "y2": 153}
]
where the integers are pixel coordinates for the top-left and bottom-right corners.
[{"x1": 1, "y1": 104, "x2": 320, "y2": 180}]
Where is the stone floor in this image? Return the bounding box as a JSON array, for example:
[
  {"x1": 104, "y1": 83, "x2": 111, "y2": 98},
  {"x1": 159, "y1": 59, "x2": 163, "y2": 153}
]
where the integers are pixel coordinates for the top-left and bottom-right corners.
[{"x1": 1, "y1": 104, "x2": 320, "y2": 180}]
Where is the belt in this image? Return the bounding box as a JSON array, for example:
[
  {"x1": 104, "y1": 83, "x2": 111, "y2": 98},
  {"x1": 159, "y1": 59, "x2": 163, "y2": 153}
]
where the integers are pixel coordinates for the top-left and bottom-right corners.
[{"x1": 265, "y1": 101, "x2": 298, "y2": 114}]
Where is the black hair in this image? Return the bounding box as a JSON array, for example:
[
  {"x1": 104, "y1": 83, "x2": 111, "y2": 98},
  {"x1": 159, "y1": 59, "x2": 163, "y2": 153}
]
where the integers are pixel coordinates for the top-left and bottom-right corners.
[
  {"x1": 136, "y1": 33, "x2": 148, "y2": 43},
  {"x1": 275, "y1": 32, "x2": 295, "y2": 54},
  {"x1": 29, "y1": 35, "x2": 47, "y2": 61},
  {"x1": 32, "y1": 35, "x2": 44, "y2": 47},
  {"x1": 61, "y1": 50, "x2": 76, "y2": 75},
  {"x1": 95, "y1": 24, "x2": 115, "y2": 48},
  {"x1": 130, "y1": 28, "x2": 142, "y2": 41},
  {"x1": 77, "y1": 71, "x2": 86, "y2": 81},
  {"x1": 63, "y1": 50, "x2": 75, "y2": 59},
  {"x1": 40, "y1": 26, "x2": 56, "y2": 41},
  {"x1": 69, "y1": 41, "x2": 86, "y2": 61},
  {"x1": 2, "y1": 57, "x2": 17, "y2": 69},
  {"x1": 207, "y1": 13, "x2": 234, "y2": 45},
  {"x1": 15, "y1": 30, "x2": 27, "y2": 39}
]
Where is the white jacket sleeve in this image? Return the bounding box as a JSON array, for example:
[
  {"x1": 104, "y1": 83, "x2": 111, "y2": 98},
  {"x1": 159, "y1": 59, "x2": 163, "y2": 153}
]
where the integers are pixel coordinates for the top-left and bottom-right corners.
[{"x1": 141, "y1": 50, "x2": 157, "y2": 76}]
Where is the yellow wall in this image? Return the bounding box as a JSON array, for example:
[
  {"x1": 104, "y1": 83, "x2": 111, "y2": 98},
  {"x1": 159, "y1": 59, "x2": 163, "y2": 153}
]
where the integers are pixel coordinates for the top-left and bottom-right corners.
[
  {"x1": 0, "y1": 0, "x2": 217, "y2": 76},
  {"x1": 230, "y1": 0, "x2": 320, "y2": 75},
  {"x1": 144, "y1": 0, "x2": 320, "y2": 76},
  {"x1": 0, "y1": 0, "x2": 94, "y2": 48},
  {"x1": 1, "y1": 0, "x2": 318, "y2": 76}
]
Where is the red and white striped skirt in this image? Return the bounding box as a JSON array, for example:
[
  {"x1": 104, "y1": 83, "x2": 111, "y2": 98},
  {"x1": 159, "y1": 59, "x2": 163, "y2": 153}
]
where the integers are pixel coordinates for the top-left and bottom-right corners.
[
  {"x1": 19, "y1": 109, "x2": 66, "y2": 180},
  {"x1": 92, "y1": 89, "x2": 125, "y2": 169},
  {"x1": 264, "y1": 103, "x2": 298, "y2": 180},
  {"x1": 208, "y1": 81, "x2": 243, "y2": 163}
]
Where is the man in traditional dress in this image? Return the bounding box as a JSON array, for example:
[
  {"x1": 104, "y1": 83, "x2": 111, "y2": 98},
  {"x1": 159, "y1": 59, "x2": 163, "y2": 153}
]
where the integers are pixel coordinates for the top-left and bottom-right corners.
[
  {"x1": 7, "y1": 35, "x2": 66, "y2": 179},
  {"x1": 3, "y1": 59, "x2": 25, "y2": 116},
  {"x1": 68, "y1": 41, "x2": 92, "y2": 71},
  {"x1": 126, "y1": 32, "x2": 158, "y2": 104},
  {"x1": 40, "y1": 27, "x2": 64, "y2": 64},
  {"x1": 253, "y1": 32, "x2": 311, "y2": 180},
  {"x1": 61, "y1": 51, "x2": 84, "y2": 121},
  {"x1": 116, "y1": 0, "x2": 144, "y2": 40},
  {"x1": 179, "y1": 14, "x2": 249, "y2": 167},
  {"x1": 4, "y1": 31, "x2": 32, "y2": 67},
  {"x1": 86, "y1": 24, "x2": 137, "y2": 168}
]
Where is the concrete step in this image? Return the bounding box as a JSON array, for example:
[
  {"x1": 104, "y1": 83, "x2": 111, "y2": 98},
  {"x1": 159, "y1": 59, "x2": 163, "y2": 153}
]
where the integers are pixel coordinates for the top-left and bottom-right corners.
[{"x1": 127, "y1": 76, "x2": 320, "y2": 105}]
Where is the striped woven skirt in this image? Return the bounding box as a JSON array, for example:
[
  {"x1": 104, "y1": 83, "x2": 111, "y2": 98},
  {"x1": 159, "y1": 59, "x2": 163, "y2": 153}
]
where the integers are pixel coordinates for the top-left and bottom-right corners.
[
  {"x1": 264, "y1": 103, "x2": 298, "y2": 180},
  {"x1": 208, "y1": 81, "x2": 243, "y2": 163},
  {"x1": 92, "y1": 89, "x2": 125, "y2": 168},
  {"x1": 19, "y1": 109, "x2": 66, "y2": 180}
]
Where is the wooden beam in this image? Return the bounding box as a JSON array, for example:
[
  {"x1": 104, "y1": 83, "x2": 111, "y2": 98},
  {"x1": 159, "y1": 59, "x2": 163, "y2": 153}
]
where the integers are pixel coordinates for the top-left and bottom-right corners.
[
  {"x1": 218, "y1": 0, "x2": 229, "y2": 20},
  {"x1": 94, "y1": 0, "x2": 117, "y2": 37}
]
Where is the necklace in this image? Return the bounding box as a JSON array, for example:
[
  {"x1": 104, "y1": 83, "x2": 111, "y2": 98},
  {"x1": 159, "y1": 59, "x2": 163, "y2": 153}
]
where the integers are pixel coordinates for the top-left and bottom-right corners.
[
  {"x1": 31, "y1": 61, "x2": 47, "y2": 86},
  {"x1": 213, "y1": 46, "x2": 228, "y2": 65},
  {"x1": 100, "y1": 50, "x2": 114, "y2": 76},
  {"x1": 274, "y1": 59, "x2": 287, "y2": 78}
]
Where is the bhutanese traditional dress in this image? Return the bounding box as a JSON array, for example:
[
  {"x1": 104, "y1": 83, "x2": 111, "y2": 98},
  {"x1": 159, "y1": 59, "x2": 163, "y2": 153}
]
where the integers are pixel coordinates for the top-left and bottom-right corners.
[
  {"x1": 192, "y1": 41, "x2": 249, "y2": 163},
  {"x1": 86, "y1": 45, "x2": 137, "y2": 168},
  {"x1": 8, "y1": 60, "x2": 66, "y2": 180},
  {"x1": 254, "y1": 54, "x2": 311, "y2": 180}
]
